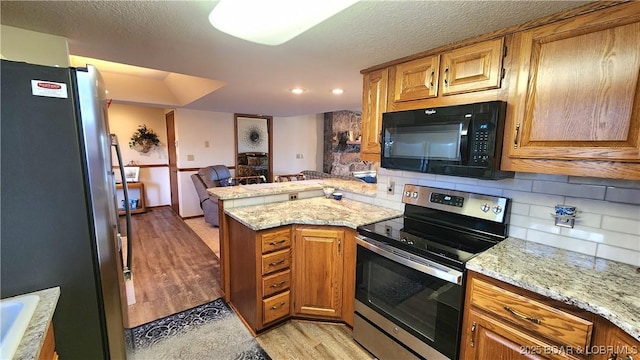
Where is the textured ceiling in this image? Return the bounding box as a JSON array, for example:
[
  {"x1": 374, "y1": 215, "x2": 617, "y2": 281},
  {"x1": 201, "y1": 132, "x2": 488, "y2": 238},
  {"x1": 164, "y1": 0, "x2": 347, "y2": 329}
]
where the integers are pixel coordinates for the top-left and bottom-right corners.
[{"x1": 1, "y1": 1, "x2": 592, "y2": 117}]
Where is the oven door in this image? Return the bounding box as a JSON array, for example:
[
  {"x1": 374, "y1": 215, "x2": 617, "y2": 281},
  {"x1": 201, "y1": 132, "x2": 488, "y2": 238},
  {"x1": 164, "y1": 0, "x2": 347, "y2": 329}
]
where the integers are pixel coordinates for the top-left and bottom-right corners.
[{"x1": 354, "y1": 236, "x2": 464, "y2": 360}]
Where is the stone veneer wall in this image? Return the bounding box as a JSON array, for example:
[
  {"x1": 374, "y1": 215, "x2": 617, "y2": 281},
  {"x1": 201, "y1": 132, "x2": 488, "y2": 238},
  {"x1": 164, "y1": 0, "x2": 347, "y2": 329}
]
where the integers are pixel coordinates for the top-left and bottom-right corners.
[
  {"x1": 340, "y1": 168, "x2": 640, "y2": 267},
  {"x1": 323, "y1": 111, "x2": 375, "y2": 176}
]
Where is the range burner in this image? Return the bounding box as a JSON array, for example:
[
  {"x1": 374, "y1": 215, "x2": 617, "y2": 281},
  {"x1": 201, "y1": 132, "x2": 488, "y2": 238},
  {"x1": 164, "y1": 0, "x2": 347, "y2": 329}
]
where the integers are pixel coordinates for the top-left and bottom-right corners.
[{"x1": 357, "y1": 185, "x2": 510, "y2": 270}]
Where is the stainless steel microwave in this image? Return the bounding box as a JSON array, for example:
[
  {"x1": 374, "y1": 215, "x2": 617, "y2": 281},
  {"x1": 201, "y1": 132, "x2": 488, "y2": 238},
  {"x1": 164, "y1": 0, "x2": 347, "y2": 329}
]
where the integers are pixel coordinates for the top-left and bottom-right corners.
[{"x1": 380, "y1": 100, "x2": 514, "y2": 180}]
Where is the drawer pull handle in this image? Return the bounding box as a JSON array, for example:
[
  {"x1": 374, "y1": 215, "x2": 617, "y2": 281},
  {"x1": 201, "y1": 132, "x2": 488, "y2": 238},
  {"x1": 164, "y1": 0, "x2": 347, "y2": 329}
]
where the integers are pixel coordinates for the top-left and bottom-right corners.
[
  {"x1": 268, "y1": 240, "x2": 286, "y2": 246},
  {"x1": 270, "y1": 302, "x2": 286, "y2": 310},
  {"x1": 504, "y1": 306, "x2": 541, "y2": 324},
  {"x1": 269, "y1": 281, "x2": 286, "y2": 288},
  {"x1": 268, "y1": 260, "x2": 285, "y2": 267}
]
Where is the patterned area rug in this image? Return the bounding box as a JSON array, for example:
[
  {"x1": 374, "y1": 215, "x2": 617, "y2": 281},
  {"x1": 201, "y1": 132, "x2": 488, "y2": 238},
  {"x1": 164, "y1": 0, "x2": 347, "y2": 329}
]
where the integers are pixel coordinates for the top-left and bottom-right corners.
[{"x1": 126, "y1": 298, "x2": 271, "y2": 360}]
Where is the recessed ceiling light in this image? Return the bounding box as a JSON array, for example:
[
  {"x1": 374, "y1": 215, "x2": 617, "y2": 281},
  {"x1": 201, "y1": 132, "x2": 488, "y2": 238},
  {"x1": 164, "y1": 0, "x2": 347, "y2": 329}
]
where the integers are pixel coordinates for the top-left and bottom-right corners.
[
  {"x1": 290, "y1": 88, "x2": 306, "y2": 94},
  {"x1": 209, "y1": 0, "x2": 359, "y2": 46},
  {"x1": 332, "y1": 88, "x2": 344, "y2": 95}
]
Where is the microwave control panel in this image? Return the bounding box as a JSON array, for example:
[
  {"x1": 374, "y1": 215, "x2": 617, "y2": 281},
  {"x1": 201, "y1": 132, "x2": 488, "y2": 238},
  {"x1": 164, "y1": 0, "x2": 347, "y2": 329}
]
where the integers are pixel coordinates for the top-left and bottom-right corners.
[{"x1": 470, "y1": 122, "x2": 494, "y2": 166}]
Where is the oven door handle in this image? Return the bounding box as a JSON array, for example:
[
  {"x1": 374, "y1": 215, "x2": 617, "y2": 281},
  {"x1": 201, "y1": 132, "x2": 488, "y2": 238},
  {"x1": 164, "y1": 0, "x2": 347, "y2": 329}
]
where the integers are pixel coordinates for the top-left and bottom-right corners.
[{"x1": 356, "y1": 236, "x2": 463, "y2": 285}]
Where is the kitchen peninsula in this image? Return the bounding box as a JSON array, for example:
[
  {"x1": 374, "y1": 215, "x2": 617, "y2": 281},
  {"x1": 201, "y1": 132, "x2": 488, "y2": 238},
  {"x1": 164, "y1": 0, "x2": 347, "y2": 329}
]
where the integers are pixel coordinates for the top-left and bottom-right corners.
[
  {"x1": 206, "y1": 179, "x2": 391, "y2": 306},
  {"x1": 207, "y1": 179, "x2": 400, "y2": 333}
]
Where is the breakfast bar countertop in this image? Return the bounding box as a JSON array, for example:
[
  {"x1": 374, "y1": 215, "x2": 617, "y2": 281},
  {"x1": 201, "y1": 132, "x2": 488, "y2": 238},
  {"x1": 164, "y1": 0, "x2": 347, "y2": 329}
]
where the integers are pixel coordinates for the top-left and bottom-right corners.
[
  {"x1": 467, "y1": 237, "x2": 640, "y2": 341},
  {"x1": 10, "y1": 286, "x2": 60, "y2": 360},
  {"x1": 225, "y1": 196, "x2": 403, "y2": 231},
  {"x1": 207, "y1": 178, "x2": 377, "y2": 200}
]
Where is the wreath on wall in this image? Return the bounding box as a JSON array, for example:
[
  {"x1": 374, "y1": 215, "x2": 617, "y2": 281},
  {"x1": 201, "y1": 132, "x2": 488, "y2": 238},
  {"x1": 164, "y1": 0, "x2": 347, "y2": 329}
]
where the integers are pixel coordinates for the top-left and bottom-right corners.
[{"x1": 129, "y1": 124, "x2": 160, "y2": 153}]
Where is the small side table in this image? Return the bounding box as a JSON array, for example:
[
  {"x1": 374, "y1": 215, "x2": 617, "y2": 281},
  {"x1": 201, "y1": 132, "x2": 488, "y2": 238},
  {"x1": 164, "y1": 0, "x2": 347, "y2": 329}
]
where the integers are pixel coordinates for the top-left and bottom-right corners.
[{"x1": 116, "y1": 182, "x2": 146, "y2": 215}]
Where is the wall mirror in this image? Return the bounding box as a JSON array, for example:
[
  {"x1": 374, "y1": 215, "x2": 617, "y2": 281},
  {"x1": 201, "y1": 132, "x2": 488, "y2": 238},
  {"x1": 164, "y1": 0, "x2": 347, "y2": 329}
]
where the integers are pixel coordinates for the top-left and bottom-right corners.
[{"x1": 234, "y1": 114, "x2": 273, "y2": 183}]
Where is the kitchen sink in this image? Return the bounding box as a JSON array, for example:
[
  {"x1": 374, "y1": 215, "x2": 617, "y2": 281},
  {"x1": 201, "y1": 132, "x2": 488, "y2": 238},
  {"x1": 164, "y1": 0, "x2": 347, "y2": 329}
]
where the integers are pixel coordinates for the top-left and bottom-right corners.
[{"x1": 0, "y1": 294, "x2": 40, "y2": 359}]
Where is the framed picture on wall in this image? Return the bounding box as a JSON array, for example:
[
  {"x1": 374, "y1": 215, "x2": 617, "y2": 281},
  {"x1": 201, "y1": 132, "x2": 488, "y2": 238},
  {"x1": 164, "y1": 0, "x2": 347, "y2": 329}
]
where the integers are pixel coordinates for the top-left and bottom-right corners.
[{"x1": 123, "y1": 166, "x2": 140, "y2": 183}]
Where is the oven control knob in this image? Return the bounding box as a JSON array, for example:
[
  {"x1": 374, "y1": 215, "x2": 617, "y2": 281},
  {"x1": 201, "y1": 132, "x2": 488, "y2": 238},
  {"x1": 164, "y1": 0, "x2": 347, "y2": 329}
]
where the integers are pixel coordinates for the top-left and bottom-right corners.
[
  {"x1": 480, "y1": 203, "x2": 490, "y2": 212},
  {"x1": 412, "y1": 192, "x2": 418, "y2": 198},
  {"x1": 492, "y1": 205, "x2": 503, "y2": 214},
  {"x1": 407, "y1": 240, "x2": 414, "y2": 245},
  {"x1": 400, "y1": 238, "x2": 407, "y2": 243},
  {"x1": 404, "y1": 191, "x2": 411, "y2": 197}
]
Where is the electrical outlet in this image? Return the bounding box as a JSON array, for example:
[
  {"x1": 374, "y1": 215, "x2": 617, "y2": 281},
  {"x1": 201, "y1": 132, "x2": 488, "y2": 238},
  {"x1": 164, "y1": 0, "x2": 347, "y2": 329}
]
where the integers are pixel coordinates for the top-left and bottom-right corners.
[
  {"x1": 204, "y1": 141, "x2": 209, "y2": 148},
  {"x1": 289, "y1": 193, "x2": 298, "y2": 200},
  {"x1": 387, "y1": 180, "x2": 395, "y2": 194}
]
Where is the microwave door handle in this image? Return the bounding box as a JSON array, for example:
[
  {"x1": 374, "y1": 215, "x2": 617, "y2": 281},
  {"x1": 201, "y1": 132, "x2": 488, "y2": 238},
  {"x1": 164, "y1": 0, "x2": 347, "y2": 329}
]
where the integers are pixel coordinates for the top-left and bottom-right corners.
[{"x1": 460, "y1": 118, "x2": 470, "y2": 163}]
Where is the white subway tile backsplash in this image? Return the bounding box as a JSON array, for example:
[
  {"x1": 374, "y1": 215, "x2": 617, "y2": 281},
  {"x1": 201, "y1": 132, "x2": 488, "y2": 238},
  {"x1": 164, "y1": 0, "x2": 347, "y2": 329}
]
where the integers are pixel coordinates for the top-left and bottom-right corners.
[
  {"x1": 596, "y1": 244, "x2": 640, "y2": 267},
  {"x1": 355, "y1": 170, "x2": 640, "y2": 266},
  {"x1": 507, "y1": 225, "x2": 527, "y2": 239},
  {"x1": 515, "y1": 173, "x2": 569, "y2": 182},
  {"x1": 565, "y1": 197, "x2": 640, "y2": 220},
  {"x1": 526, "y1": 229, "x2": 598, "y2": 256},
  {"x1": 569, "y1": 176, "x2": 640, "y2": 189},
  {"x1": 297, "y1": 190, "x2": 325, "y2": 199},
  {"x1": 605, "y1": 187, "x2": 640, "y2": 205},
  {"x1": 454, "y1": 183, "x2": 503, "y2": 196},
  {"x1": 503, "y1": 190, "x2": 564, "y2": 207},
  {"x1": 435, "y1": 174, "x2": 479, "y2": 185},
  {"x1": 601, "y1": 216, "x2": 640, "y2": 236},
  {"x1": 510, "y1": 214, "x2": 561, "y2": 235},
  {"x1": 509, "y1": 202, "x2": 530, "y2": 216},
  {"x1": 263, "y1": 194, "x2": 289, "y2": 204},
  {"x1": 479, "y1": 178, "x2": 533, "y2": 192},
  {"x1": 532, "y1": 181, "x2": 606, "y2": 200}
]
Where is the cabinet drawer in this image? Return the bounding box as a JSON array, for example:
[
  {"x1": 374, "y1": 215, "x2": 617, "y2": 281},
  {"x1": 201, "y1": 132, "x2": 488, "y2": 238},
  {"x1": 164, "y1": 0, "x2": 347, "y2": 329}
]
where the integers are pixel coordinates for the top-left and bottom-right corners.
[
  {"x1": 262, "y1": 269, "x2": 291, "y2": 298},
  {"x1": 263, "y1": 290, "x2": 290, "y2": 325},
  {"x1": 261, "y1": 249, "x2": 290, "y2": 275},
  {"x1": 260, "y1": 228, "x2": 291, "y2": 254},
  {"x1": 470, "y1": 278, "x2": 593, "y2": 350}
]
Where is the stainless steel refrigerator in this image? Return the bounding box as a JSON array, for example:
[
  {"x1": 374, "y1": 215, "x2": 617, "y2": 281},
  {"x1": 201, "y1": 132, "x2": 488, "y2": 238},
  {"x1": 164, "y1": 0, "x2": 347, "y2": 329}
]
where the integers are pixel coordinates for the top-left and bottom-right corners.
[{"x1": 1, "y1": 59, "x2": 133, "y2": 359}]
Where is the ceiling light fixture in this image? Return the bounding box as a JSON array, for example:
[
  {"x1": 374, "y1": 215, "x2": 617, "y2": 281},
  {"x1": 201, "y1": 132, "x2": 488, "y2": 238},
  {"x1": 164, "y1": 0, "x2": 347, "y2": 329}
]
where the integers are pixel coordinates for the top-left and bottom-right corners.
[
  {"x1": 209, "y1": 0, "x2": 359, "y2": 46},
  {"x1": 290, "y1": 88, "x2": 306, "y2": 94},
  {"x1": 332, "y1": 88, "x2": 344, "y2": 95}
]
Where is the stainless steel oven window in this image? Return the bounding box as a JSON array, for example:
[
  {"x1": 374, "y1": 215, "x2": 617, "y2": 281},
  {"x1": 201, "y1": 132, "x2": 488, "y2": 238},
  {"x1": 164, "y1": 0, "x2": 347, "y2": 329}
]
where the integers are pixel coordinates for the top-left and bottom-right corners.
[{"x1": 355, "y1": 243, "x2": 463, "y2": 359}]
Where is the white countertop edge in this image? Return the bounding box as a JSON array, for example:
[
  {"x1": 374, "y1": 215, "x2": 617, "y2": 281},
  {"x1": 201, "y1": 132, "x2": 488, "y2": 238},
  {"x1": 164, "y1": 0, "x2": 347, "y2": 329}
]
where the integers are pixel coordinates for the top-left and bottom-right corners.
[
  {"x1": 466, "y1": 238, "x2": 640, "y2": 341},
  {"x1": 10, "y1": 287, "x2": 61, "y2": 360}
]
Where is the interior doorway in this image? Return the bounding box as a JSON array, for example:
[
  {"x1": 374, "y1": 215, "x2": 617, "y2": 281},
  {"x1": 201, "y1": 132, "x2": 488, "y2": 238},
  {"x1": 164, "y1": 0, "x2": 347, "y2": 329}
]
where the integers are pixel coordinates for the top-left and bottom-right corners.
[{"x1": 166, "y1": 111, "x2": 179, "y2": 214}]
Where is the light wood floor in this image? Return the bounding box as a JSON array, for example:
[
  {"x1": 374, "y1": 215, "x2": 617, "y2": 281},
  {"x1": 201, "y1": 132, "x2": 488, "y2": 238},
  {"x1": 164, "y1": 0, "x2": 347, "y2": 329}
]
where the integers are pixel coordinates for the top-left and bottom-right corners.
[
  {"x1": 126, "y1": 208, "x2": 375, "y2": 359},
  {"x1": 123, "y1": 207, "x2": 223, "y2": 328}
]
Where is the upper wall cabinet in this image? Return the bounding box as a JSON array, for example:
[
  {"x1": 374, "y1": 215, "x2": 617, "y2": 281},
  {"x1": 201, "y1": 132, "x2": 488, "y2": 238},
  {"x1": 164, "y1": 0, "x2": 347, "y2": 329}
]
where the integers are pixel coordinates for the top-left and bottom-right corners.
[
  {"x1": 361, "y1": 68, "x2": 388, "y2": 162},
  {"x1": 503, "y1": 2, "x2": 640, "y2": 179},
  {"x1": 388, "y1": 37, "x2": 505, "y2": 112},
  {"x1": 440, "y1": 38, "x2": 505, "y2": 96},
  {"x1": 393, "y1": 55, "x2": 440, "y2": 102}
]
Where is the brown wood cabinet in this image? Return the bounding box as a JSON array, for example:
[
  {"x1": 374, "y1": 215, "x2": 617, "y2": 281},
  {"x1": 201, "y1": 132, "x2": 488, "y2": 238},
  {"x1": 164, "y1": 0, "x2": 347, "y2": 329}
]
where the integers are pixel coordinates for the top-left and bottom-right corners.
[
  {"x1": 227, "y1": 220, "x2": 358, "y2": 332},
  {"x1": 440, "y1": 38, "x2": 505, "y2": 96},
  {"x1": 116, "y1": 182, "x2": 146, "y2": 215},
  {"x1": 393, "y1": 55, "x2": 440, "y2": 102},
  {"x1": 387, "y1": 37, "x2": 506, "y2": 111},
  {"x1": 228, "y1": 219, "x2": 292, "y2": 332},
  {"x1": 460, "y1": 271, "x2": 594, "y2": 360},
  {"x1": 38, "y1": 322, "x2": 57, "y2": 360},
  {"x1": 292, "y1": 226, "x2": 344, "y2": 319},
  {"x1": 360, "y1": 68, "x2": 388, "y2": 162},
  {"x1": 502, "y1": 2, "x2": 640, "y2": 180}
]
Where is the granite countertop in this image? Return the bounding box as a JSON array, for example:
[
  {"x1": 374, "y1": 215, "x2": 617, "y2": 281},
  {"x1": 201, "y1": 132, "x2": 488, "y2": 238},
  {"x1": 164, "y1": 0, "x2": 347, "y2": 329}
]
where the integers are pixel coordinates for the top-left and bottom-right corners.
[
  {"x1": 207, "y1": 178, "x2": 377, "y2": 200},
  {"x1": 467, "y1": 237, "x2": 640, "y2": 341},
  {"x1": 8, "y1": 287, "x2": 61, "y2": 360},
  {"x1": 225, "y1": 197, "x2": 403, "y2": 231}
]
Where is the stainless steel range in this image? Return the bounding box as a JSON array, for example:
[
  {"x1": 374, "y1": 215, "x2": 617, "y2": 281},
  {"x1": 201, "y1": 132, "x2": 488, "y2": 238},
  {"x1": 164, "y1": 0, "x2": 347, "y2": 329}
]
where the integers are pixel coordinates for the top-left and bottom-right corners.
[{"x1": 354, "y1": 184, "x2": 510, "y2": 360}]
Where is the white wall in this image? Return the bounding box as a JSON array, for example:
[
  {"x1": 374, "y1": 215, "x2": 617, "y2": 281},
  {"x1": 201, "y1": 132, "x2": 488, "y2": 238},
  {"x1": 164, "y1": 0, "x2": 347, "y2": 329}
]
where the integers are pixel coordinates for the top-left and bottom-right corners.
[
  {"x1": 272, "y1": 114, "x2": 323, "y2": 175},
  {"x1": 174, "y1": 109, "x2": 235, "y2": 217},
  {"x1": 353, "y1": 168, "x2": 640, "y2": 267},
  {"x1": 107, "y1": 103, "x2": 170, "y2": 207},
  {"x1": 1, "y1": 25, "x2": 69, "y2": 67}
]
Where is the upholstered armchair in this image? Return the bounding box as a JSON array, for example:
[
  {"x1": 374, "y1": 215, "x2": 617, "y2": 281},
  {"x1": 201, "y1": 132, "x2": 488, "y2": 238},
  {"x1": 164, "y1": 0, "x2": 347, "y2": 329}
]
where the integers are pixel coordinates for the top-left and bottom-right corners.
[{"x1": 191, "y1": 165, "x2": 232, "y2": 227}]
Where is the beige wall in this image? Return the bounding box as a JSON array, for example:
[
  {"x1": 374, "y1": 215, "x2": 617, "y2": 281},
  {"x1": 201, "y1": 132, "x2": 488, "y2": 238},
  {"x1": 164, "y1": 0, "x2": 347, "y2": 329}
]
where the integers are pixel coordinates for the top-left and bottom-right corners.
[
  {"x1": 1, "y1": 25, "x2": 69, "y2": 67},
  {"x1": 108, "y1": 103, "x2": 171, "y2": 207}
]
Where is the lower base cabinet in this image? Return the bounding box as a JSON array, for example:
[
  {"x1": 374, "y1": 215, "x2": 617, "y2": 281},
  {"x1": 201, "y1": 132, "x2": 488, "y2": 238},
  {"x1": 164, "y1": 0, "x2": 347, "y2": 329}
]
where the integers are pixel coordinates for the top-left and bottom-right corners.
[
  {"x1": 39, "y1": 322, "x2": 57, "y2": 360},
  {"x1": 227, "y1": 219, "x2": 357, "y2": 333},
  {"x1": 461, "y1": 271, "x2": 640, "y2": 360},
  {"x1": 292, "y1": 226, "x2": 344, "y2": 319}
]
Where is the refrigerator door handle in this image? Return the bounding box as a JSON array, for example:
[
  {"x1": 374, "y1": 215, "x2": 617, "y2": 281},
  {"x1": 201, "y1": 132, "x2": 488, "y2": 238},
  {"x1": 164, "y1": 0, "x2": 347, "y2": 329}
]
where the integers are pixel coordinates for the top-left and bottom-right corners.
[{"x1": 111, "y1": 134, "x2": 133, "y2": 277}]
